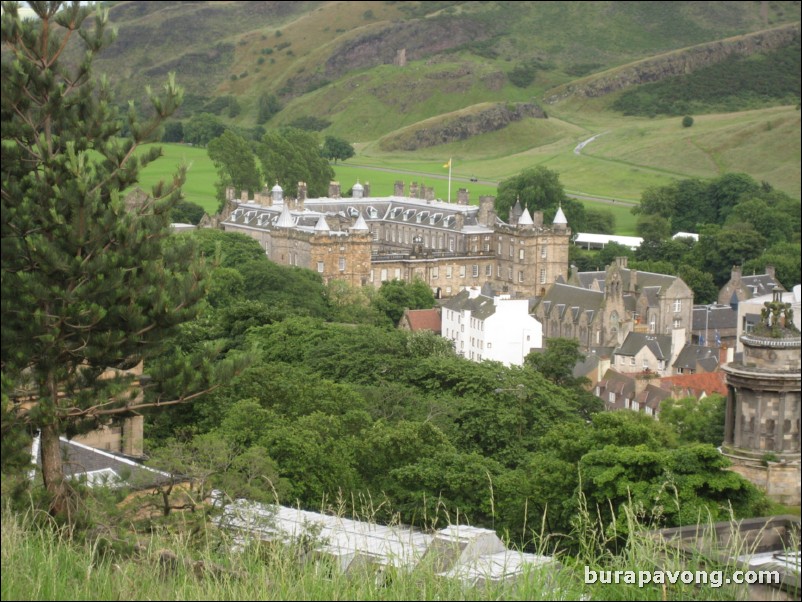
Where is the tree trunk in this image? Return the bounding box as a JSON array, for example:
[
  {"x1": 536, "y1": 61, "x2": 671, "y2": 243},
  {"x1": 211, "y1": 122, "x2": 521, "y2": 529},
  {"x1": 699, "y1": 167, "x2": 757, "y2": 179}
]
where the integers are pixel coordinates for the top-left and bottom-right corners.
[{"x1": 40, "y1": 422, "x2": 72, "y2": 518}]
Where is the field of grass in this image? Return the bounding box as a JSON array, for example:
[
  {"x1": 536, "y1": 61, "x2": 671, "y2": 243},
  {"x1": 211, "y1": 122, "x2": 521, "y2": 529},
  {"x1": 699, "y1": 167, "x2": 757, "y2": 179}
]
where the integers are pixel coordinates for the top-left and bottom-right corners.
[
  {"x1": 131, "y1": 144, "x2": 219, "y2": 214},
  {"x1": 2, "y1": 504, "x2": 783, "y2": 601}
]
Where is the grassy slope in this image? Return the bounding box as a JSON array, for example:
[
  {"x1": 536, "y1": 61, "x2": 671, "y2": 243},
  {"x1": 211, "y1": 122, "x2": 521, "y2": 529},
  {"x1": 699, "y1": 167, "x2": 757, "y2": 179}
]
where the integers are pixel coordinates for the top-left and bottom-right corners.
[{"x1": 128, "y1": 2, "x2": 800, "y2": 222}]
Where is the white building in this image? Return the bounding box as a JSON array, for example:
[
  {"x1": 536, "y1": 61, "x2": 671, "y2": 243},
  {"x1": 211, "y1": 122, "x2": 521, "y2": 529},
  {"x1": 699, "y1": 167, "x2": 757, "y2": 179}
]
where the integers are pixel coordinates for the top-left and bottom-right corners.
[{"x1": 441, "y1": 287, "x2": 542, "y2": 366}]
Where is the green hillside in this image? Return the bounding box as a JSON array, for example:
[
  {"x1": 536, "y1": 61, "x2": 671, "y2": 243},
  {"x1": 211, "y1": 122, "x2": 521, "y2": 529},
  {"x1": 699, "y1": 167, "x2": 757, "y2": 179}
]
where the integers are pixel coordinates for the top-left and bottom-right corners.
[{"x1": 108, "y1": 1, "x2": 800, "y2": 203}]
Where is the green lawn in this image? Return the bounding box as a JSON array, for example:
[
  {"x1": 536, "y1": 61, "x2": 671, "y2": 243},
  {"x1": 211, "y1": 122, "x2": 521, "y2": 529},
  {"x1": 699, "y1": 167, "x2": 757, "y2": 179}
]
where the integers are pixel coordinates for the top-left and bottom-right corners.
[{"x1": 131, "y1": 143, "x2": 219, "y2": 214}]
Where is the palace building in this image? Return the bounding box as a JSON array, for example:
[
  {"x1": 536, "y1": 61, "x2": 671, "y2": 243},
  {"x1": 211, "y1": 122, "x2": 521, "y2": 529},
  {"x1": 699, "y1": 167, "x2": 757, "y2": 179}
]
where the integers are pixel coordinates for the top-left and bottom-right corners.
[{"x1": 221, "y1": 180, "x2": 571, "y2": 298}]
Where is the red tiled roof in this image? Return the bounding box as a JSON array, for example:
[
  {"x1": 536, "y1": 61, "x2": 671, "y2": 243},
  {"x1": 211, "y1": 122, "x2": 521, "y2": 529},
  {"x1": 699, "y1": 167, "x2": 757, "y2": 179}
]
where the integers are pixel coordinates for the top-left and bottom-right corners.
[
  {"x1": 659, "y1": 372, "x2": 727, "y2": 398},
  {"x1": 402, "y1": 309, "x2": 441, "y2": 333}
]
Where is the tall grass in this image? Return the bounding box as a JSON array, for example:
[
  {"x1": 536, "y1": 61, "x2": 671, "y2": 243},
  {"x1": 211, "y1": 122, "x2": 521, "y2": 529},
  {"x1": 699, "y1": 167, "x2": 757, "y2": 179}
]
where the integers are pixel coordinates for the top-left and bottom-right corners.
[{"x1": 3, "y1": 499, "x2": 789, "y2": 601}]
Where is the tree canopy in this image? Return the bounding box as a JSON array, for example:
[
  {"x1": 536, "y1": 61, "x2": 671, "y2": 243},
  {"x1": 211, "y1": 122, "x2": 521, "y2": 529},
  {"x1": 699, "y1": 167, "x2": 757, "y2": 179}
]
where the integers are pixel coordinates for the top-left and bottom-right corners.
[
  {"x1": 322, "y1": 135, "x2": 355, "y2": 163},
  {"x1": 0, "y1": 2, "x2": 228, "y2": 516}
]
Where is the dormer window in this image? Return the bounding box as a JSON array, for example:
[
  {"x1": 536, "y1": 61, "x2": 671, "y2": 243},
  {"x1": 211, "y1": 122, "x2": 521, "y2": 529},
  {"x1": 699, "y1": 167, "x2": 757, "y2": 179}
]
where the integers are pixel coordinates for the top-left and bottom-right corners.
[
  {"x1": 347, "y1": 206, "x2": 359, "y2": 218},
  {"x1": 403, "y1": 209, "x2": 416, "y2": 221},
  {"x1": 367, "y1": 206, "x2": 379, "y2": 219},
  {"x1": 416, "y1": 211, "x2": 429, "y2": 223}
]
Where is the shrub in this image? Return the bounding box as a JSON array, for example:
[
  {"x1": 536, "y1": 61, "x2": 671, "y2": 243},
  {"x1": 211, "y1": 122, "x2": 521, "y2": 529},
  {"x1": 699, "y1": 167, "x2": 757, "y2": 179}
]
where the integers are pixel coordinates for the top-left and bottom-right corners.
[{"x1": 682, "y1": 115, "x2": 694, "y2": 128}]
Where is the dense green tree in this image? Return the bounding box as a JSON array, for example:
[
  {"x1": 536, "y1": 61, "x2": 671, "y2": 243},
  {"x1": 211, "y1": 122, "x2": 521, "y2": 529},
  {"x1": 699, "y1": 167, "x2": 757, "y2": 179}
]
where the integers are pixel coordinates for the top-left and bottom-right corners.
[
  {"x1": 170, "y1": 199, "x2": 205, "y2": 225},
  {"x1": 183, "y1": 112, "x2": 226, "y2": 146},
  {"x1": 372, "y1": 278, "x2": 436, "y2": 326},
  {"x1": 708, "y1": 173, "x2": 761, "y2": 223},
  {"x1": 678, "y1": 265, "x2": 718, "y2": 304},
  {"x1": 495, "y1": 167, "x2": 586, "y2": 232},
  {"x1": 188, "y1": 229, "x2": 266, "y2": 268},
  {"x1": 727, "y1": 197, "x2": 795, "y2": 243},
  {"x1": 635, "y1": 214, "x2": 671, "y2": 242},
  {"x1": 257, "y1": 128, "x2": 333, "y2": 198},
  {"x1": 288, "y1": 115, "x2": 332, "y2": 131},
  {"x1": 659, "y1": 394, "x2": 725, "y2": 446},
  {"x1": 596, "y1": 242, "x2": 635, "y2": 268},
  {"x1": 161, "y1": 120, "x2": 184, "y2": 143},
  {"x1": 633, "y1": 184, "x2": 676, "y2": 219},
  {"x1": 0, "y1": 2, "x2": 221, "y2": 516},
  {"x1": 584, "y1": 208, "x2": 616, "y2": 234},
  {"x1": 690, "y1": 224, "x2": 766, "y2": 286},
  {"x1": 256, "y1": 93, "x2": 282, "y2": 124},
  {"x1": 322, "y1": 135, "x2": 355, "y2": 163},
  {"x1": 525, "y1": 338, "x2": 587, "y2": 389},
  {"x1": 670, "y1": 178, "x2": 711, "y2": 233},
  {"x1": 207, "y1": 130, "x2": 261, "y2": 203}
]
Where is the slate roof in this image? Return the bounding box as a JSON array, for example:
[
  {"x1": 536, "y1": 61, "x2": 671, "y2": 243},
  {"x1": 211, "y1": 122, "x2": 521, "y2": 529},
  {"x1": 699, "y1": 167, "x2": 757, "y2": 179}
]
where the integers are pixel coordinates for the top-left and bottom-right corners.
[
  {"x1": 33, "y1": 437, "x2": 170, "y2": 489},
  {"x1": 615, "y1": 332, "x2": 672, "y2": 360},
  {"x1": 740, "y1": 273, "x2": 783, "y2": 298},
  {"x1": 442, "y1": 289, "x2": 498, "y2": 320},
  {"x1": 599, "y1": 369, "x2": 636, "y2": 398},
  {"x1": 636, "y1": 384, "x2": 671, "y2": 411},
  {"x1": 672, "y1": 344, "x2": 720, "y2": 372},
  {"x1": 536, "y1": 283, "x2": 604, "y2": 321},
  {"x1": 692, "y1": 305, "x2": 737, "y2": 331},
  {"x1": 574, "y1": 267, "x2": 680, "y2": 295}
]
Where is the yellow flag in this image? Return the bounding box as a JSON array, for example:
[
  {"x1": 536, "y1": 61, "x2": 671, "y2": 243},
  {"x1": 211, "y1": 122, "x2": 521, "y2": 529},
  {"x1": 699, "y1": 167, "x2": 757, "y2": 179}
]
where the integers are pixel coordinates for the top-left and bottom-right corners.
[{"x1": 443, "y1": 158, "x2": 451, "y2": 169}]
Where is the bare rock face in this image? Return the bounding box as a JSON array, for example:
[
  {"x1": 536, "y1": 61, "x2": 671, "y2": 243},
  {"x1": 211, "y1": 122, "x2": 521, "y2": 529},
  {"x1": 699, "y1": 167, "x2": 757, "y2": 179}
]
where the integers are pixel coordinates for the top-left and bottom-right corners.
[
  {"x1": 545, "y1": 23, "x2": 800, "y2": 103},
  {"x1": 325, "y1": 18, "x2": 491, "y2": 78},
  {"x1": 380, "y1": 103, "x2": 547, "y2": 151}
]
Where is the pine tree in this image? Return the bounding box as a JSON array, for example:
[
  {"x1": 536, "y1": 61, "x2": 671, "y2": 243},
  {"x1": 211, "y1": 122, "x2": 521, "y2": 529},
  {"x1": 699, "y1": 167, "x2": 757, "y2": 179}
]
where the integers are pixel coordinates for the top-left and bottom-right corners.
[{"x1": 1, "y1": 2, "x2": 218, "y2": 516}]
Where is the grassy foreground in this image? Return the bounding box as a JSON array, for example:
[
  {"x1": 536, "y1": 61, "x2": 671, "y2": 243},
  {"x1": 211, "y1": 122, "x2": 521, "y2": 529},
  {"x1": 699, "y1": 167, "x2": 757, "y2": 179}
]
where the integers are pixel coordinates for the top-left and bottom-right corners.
[{"x1": 1, "y1": 504, "x2": 773, "y2": 601}]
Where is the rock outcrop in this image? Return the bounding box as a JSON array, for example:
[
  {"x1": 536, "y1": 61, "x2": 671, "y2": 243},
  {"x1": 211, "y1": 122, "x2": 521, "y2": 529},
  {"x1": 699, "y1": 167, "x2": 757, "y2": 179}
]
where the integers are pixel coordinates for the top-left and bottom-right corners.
[
  {"x1": 545, "y1": 23, "x2": 800, "y2": 103},
  {"x1": 380, "y1": 102, "x2": 546, "y2": 151}
]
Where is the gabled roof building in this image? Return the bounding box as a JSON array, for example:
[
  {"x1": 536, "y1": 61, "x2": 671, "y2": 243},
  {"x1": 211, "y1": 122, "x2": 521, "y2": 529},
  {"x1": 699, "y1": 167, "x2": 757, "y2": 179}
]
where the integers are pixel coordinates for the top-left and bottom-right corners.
[{"x1": 221, "y1": 181, "x2": 570, "y2": 298}]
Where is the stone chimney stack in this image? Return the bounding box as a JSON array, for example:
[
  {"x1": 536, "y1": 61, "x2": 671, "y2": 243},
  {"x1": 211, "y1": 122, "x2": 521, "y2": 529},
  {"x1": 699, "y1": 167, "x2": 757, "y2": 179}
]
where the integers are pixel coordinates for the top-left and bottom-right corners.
[
  {"x1": 478, "y1": 196, "x2": 496, "y2": 228},
  {"x1": 328, "y1": 181, "x2": 341, "y2": 199},
  {"x1": 240, "y1": 190, "x2": 249, "y2": 202},
  {"x1": 260, "y1": 185, "x2": 272, "y2": 207},
  {"x1": 731, "y1": 265, "x2": 742, "y2": 285},
  {"x1": 394, "y1": 180, "x2": 404, "y2": 196},
  {"x1": 457, "y1": 188, "x2": 469, "y2": 205},
  {"x1": 297, "y1": 181, "x2": 307, "y2": 209},
  {"x1": 533, "y1": 211, "x2": 543, "y2": 227},
  {"x1": 615, "y1": 256, "x2": 628, "y2": 269},
  {"x1": 766, "y1": 265, "x2": 776, "y2": 279},
  {"x1": 363, "y1": 182, "x2": 371, "y2": 197},
  {"x1": 424, "y1": 186, "x2": 434, "y2": 201},
  {"x1": 455, "y1": 213, "x2": 465, "y2": 231},
  {"x1": 410, "y1": 182, "x2": 420, "y2": 198},
  {"x1": 226, "y1": 186, "x2": 236, "y2": 202}
]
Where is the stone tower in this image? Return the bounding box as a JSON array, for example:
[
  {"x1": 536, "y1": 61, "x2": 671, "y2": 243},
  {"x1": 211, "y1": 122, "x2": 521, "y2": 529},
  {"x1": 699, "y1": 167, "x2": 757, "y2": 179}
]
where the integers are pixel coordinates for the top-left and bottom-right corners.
[{"x1": 722, "y1": 289, "x2": 801, "y2": 505}]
